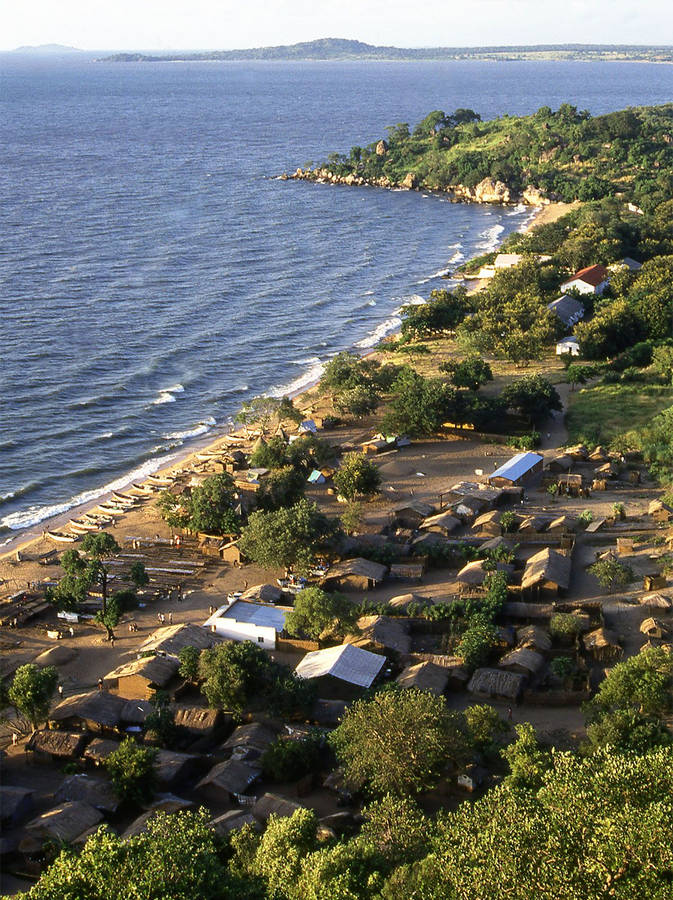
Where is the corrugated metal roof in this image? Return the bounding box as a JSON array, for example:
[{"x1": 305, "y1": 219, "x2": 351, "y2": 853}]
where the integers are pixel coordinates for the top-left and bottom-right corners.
[
  {"x1": 490, "y1": 452, "x2": 543, "y2": 483},
  {"x1": 212, "y1": 599, "x2": 287, "y2": 633},
  {"x1": 295, "y1": 643, "x2": 385, "y2": 687}
]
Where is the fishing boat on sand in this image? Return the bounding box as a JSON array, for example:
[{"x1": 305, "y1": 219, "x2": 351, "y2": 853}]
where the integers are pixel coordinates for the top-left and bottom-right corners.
[
  {"x1": 46, "y1": 531, "x2": 80, "y2": 543},
  {"x1": 68, "y1": 520, "x2": 100, "y2": 534}
]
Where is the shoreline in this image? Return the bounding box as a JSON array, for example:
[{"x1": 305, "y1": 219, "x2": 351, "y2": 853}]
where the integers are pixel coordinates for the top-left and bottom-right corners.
[{"x1": 0, "y1": 200, "x2": 561, "y2": 564}]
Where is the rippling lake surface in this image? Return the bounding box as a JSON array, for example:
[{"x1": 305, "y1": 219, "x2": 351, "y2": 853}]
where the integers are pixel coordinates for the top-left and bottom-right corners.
[{"x1": 2, "y1": 57, "x2": 672, "y2": 535}]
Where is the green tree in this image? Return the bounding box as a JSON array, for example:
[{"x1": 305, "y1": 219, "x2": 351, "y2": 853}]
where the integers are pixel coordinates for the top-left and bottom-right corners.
[
  {"x1": 261, "y1": 735, "x2": 322, "y2": 782},
  {"x1": 652, "y1": 343, "x2": 673, "y2": 383},
  {"x1": 128, "y1": 561, "x2": 149, "y2": 591},
  {"x1": 335, "y1": 383, "x2": 380, "y2": 418},
  {"x1": 250, "y1": 435, "x2": 289, "y2": 469},
  {"x1": 330, "y1": 688, "x2": 470, "y2": 796},
  {"x1": 178, "y1": 645, "x2": 201, "y2": 684},
  {"x1": 588, "y1": 557, "x2": 634, "y2": 591},
  {"x1": 284, "y1": 586, "x2": 356, "y2": 640},
  {"x1": 95, "y1": 589, "x2": 136, "y2": 641},
  {"x1": 455, "y1": 621, "x2": 497, "y2": 670},
  {"x1": 188, "y1": 473, "x2": 241, "y2": 535},
  {"x1": 239, "y1": 499, "x2": 334, "y2": 575},
  {"x1": 80, "y1": 531, "x2": 120, "y2": 620},
  {"x1": 198, "y1": 640, "x2": 272, "y2": 714},
  {"x1": 441, "y1": 355, "x2": 493, "y2": 390},
  {"x1": 585, "y1": 645, "x2": 673, "y2": 720},
  {"x1": 252, "y1": 809, "x2": 318, "y2": 898},
  {"x1": 382, "y1": 369, "x2": 456, "y2": 437},
  {"x1": 235, "y1": 395, "x2": 281, "y2": 433},
  {"x1": 333, "y1": 452, "x2": 382, "y2": 500},
  {"x1": 501, "y1": 375, "x2": 562, "y2": 425},
  {"x1": 585, "y1": 707, "x2": 672, "y2": 754},
  {"x1": 464, "y1": 703, "x2": 508, "y2": 751},
  {"x1": 106, "y1": 738, "x2": 156, "y2": 805},
  {"x1": 257, "y1": 466, "x2": 305, "y2": 511},
  {"x1": 340, "y1": 500, "x2": 363, "y2": 535},
  {"x1": 9, "y1": 664, "x2": 58, "y2": 730},
  {"x1": 501, "y1": 722, "x2": 552, "y2": 789},
  {"x1": 144, "y1": 691, "x2": 177, "y2": 748}
]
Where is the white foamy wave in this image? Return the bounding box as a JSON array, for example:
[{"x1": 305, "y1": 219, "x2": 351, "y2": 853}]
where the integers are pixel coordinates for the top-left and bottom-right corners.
[
  {"x1": 151, "y1": 383, "x2": 185, "y2": 406},
  {"x1": 448, "y1": 249, "x2": 465, "y2": 266},
  {"x1": 363, "y1": 290, "x2": 375, "y2": 296},
  {"x1": 0, "y1": 453, "x2": 178, "y2": 532},
  {"x1": 270, "y1": 359, "x2": 326, "y2": 399},
  {"x1": 293, "y1": 356, "x2": 321, "y2": 366},
  {"x1": 95, "y1": 432, "x2": 114, "y2": 441},
  {"x1": 507, "y1": 203, "x2": 527, "y2": 216},
  {"x1": 367, "y1": 299, "x2": 377, "y2": 306},
  {"x1": 355, "y1": 314, "x2": 402, "y2": 349},
  {"x1": 163, "y1": 417, "x2": 216, "y2": 442},
  {"x1": 416, "y1": 265, "x2": 452, "y2": 285},
  {"x1": 476, "y1": 224, "x2": 505, "y2": 253}
]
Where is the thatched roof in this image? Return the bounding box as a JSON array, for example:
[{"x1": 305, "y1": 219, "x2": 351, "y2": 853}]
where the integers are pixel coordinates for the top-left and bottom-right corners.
[
  {"x1": 346, "y1": 615, "x2": 411, "y2": 655},
  {"x1": 252, "y1": 792, "x2": 304, "y2": 822},
  {"x1": 224, "y1": 722, "x2": 278, "y2": 754},
  {"x1": 121, "y1": 796, "x2": 194, "y2": 840},
  {"x1": 457, "y1": 560, "x2": 513, "y2": 586},
  {"x1": 649, "y1": 499, "x2": 673, "y2": 516},
  {"x1": 104, "y1": 654, "x2": 179, "y2": 687},
  {"x1": 121, "y1": 699, "x2": 154, "y2": 725},
  {"x1": 25, "y1": 801, "x2": 103, "y2": 844},
  {"x1": 55, "y1": 774, "x2": 119, "y2": 813},
  {"x1": 83, "y1": 737, "x2": 121, "y2": 763},
  {"x1": 210, "y1": 810, "x2": 259, "y2": 836},
  {"x1": 473, "y1": 510, "x2": 502, "y2": 529},
  {"x1": 388, "y1": 592, "x2": 432, "y2": 612},
  {"x1": 139, "y1": 624, "x2": 224, "y2": 657},
  {"x1": 498, "y1": 647, "x2": 546, "y2": 675},
  {"x1": 566, "y1": 444, "x2": 588, "y2": 460},
  {"x1": 34, "y1": 645, "x2": 76, "y2": 667},
  {"x1": 392, "y1": 500, "x2": 435, "y2": 519},
  {"x1": 197, "y1": 759, "x2": 261, "y2": 797},
  {"x1": 521, "y1": 548, "x2": 571, "y2": 590},
  {"x1": 50, "y1": 690, "x2": 125, "y2": 728},
  {"x1": 27, "y1": 729, "x2": 88, "y2": 759},
  {"x1": 322, "y1": 557, "x2": 388, "y2": 584},
  {"x1": 516, "y1": 625, "x2": 552, "y2": 652},
  {"x1": 396, "y1": 662, "x2": 449, "y2": 696},
  {"x1": 547, "y1": 514, "x2": 578, "y2": 533},
  {"x1": 0, "y1": 786, "x2": 33, "y2": 824},
  {"x1": 548, "y1": 454, "x2": 573, "y2": 472},
  {"x1": 241, "y1": 583, "x2": 283, "y2": 604},
  {"x1": 174, "y1": 706, "x2": 222, "y2": 735},
  {"x1": 588, "y1": 445, "x2": 609, "y2": 461},
  {"x1": 583, "y1": 627, "x2": 621, "y2": 653},
  {"x1": 504, "y1": 601, "x2": 554, "y2": 620},
  {"x1": 467, "y1": 667, "x2": 525, "y2": 700},
  {"x1": 518, "y1": 515, "x2": 550, "y2": 533},
  {"x1": 154, "y1": 749, "x2": 199, "y2": 785},
  {"x1": 639, "y1": 593, "x2": 673, "y2": 610},
  {"x1": 420, "y1": 512, "x2": 461, "y2": 534}
]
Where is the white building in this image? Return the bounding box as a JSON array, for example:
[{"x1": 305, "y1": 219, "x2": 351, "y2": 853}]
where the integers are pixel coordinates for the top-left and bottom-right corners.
[
  {"x1": 560, "y1": 264, "x2": 610, "y2": 296},
  {"x1": 556, "y1": 337, "x2": 580, "y2": 357},
  {"x1": 204, "y1": 598, "x2": 288, "y2": 648}
]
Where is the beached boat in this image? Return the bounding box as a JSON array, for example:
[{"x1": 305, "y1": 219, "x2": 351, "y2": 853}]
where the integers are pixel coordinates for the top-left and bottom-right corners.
[
  {"x1": 95, "y1": 504, "x2": 125, "y2": 516},
  {"x1": 68, "y1": 521, "x2": 99, "y2": 534},
  {"x1": 81, "y1": 513, "x2": 112, "y2": 526},
  {"x1": 111, "y1": 491, "x2": 139, "y2": 504},
  {"x1": 46, "y1": 531, "x2": 80, "y2": 543},
  {"x1": 132, "y1": 482, "x2": 157, "y2": 493}
]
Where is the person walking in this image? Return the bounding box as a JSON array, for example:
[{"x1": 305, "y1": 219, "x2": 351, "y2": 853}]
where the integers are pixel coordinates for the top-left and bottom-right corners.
[
  {"x1": 98, "y1": 678, "x2": 103, "y2": 691},
  {"x1": 168, "y1": 612, "x2": 173, "y2": 625}
]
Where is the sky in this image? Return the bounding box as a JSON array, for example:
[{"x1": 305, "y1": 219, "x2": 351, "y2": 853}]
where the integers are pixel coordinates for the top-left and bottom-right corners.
[{"x1": 3, "y1": 0, "x2": 673, "y2": 52}]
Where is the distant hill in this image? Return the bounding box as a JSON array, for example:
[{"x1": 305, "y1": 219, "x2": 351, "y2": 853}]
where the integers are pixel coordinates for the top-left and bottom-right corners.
[
  {"x1": 12, "y1": 44, "x2": 82, "y2": 54},
  {"x1": 102, "y1": 38, "x2": 673, "y2": 63}
]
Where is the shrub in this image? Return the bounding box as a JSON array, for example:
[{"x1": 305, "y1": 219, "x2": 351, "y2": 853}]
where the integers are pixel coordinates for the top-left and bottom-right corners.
[{"x1": 549, "y1": 613, "x2": 582, "y2": 640}]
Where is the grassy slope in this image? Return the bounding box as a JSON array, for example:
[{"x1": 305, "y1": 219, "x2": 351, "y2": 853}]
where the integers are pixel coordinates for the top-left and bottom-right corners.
[{"x1": 566, "y1": 381, "x2": 673, "y2": 445}]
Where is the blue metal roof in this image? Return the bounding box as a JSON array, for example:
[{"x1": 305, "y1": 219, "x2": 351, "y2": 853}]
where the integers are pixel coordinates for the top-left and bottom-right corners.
[
  {"x1": 221, "y1": 600, "x2": 287, "y2": 633},
  {"x1": 490, "y1": 452, "x2": 543, "y2": 483}
]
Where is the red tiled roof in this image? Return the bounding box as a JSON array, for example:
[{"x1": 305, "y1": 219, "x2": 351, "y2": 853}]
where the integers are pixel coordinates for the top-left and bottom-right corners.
[{"x1": 562, "y1": 264, "x2": 609, "y2": 287}]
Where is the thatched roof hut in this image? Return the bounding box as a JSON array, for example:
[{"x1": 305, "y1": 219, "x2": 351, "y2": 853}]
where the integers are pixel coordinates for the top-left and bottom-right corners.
[
  {"x1": 23, "y1": 801, "x2": 103, "y2": 846},
  {"x1": 516, "y1": 625, "x2": 552, "y2": 652},
  {"x1": 241, "y1": 583, "x2": 283, "y2": 604},
  {"x1": 640, "y1": 617, "x2": 671, "y2": 639},
  {"x1": 518, "y1": 515, "x2": 550, "y2": 534},
  {"x1": 321, "y1": 558, "x2": 388, "y2": 592},
  {"x1": 639, "y1": 593, "x2": 673, "y2": 610},
  {"x1": 252, "y1": 793, "x2": 304, "y2": 822},
  {"x1": 457, "y1": 560, "x2": 513, "y2": 586},
  {"x1": 121, "y1": 796, "x2": 194, "y2": 840},
  {"x1": 154, "y1": 749, "x2": 200, "y2": 787},
  {"x1": 27, "y1": 729, "x2": 88, "y2": 760},
  {"x1": 546, "y1": 514, "x2": 578, "y2": 534},
  {"x1": 583, "y1": 627, "x2": 622, "y2": 662},
  {"x1": 174, "y1": 706, "x2": 223, "y2": 739},
  {"x1": 104, "y1": 655, "x2": 179, "y2": 700},
  {"x1": 210, "y1": 809, "x2": 259, "y2": 836},
  {"x1": 196, "y1": 759, "x2": 261, "y2": 802},
  {"x1": 83, "y1": 737, "x2": 121, "y2": 765},
  {"x1": 121, "y1": 699, "x2": 153, "y2": 725},
  {"x1": 498, "y1": 647, "x2": 546, "y2": 677},
  {"x1": 49, "y1": 690, "x2": 125, "y2": 732},
  {"x1": 392, "y1": 500, "x2": 435, "y2": 528},
  {"x1": 396, "y1": 661, "x2": 449, "y2": 696},
  {"x1": 649, "y1": 500, "x2": 673, "y2": 523},
  {"x1": 139, "y1": 623, "x2": 225, "y2": 657},
  {"x1": 420, "y1": 512, "x2": 461, "y2": 536},
  {"x1": 467, "y1": 667, "x2": 525, "y2": 700},
  {"x1": 472, "y1": 510, "x2": 502, "y2": 538},
  {"x1": 224, "y1": 722, "x2": 278, "y2": 758},
  {"x1": 55, "y1": 774, "x2": 119, "y2": 814},
  {"x1": 345, "y1": 615, "x2": 411, "y2": 656},
  {"x1": 504, "y1": 601, "x2": 554, "y2": 621},
  {"x1": 521, "y1": 548, "x2": 571, "y2": 595},
  {"x1": 388, "y1": 592, "x2": 432, "y2": 613}
]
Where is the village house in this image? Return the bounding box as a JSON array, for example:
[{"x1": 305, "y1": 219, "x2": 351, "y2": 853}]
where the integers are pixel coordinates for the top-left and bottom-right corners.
[
  {"x1": 196, "y1": 758, "x2": 261, "y2": 804},
  {"x1": 55, "y1": 774, "x2": 120, "y2": 814},
  {"x1": 419, "y1": 511, "x2": 461, "y2": 536},
  {"x1": 396, "y1": 661, "x2": 449, "y2": 696},
  {"x1": 294, "y1": 643, "x2": 386, "y2": 700},
  {"x1": 556, "y1": 336, "x2": 580, "y2": 356},
  {"x1": 472, "y1": 509, "x2": 503, "y2": 538},
  {"x1": 521, "y1": 547, "x2": 572, "y2": 598},
  {"x1": 547, "y1": 295, "x2": 585, "y2": 328},
  {"x1": 0, "y1": 786, "x2": 34, "y2": 831},
  {"x1": 21, "y1": 802, "x2": 103, "y2": 852},
  {"x1": 224, "y1": 722, "x2": 279, "y2": 761},
  {"x1": 173, "y1": 707, "x2": 224, "y2": 744},
  {"x1": 103, "y1": 654, "x2": 179, "y2": 700},
  {"x1": 48, "y1": 690, "x2": 126, "y2": 734},
  {"x1": 467, "y1": 667, "x2": 526, "y2": 701},
  {"x1": 321, "y1": 558, "x2": 388, "y2": 592},
  {"x1": 488, "y1": 452, "x2": 544, "y2": 488},
  {"x1": 204, "y1": 598, "x2": 289, "y2": 649},
  {"x1": 26, "y1": 730, "x2": 88, "y2": 763},
  {"x1": 583, "y1": 627, "x2": 622, "y2": 663},
  {"x1": 139, "y1": 623, "x2": 224, "y2": 658},
  {"x1": 560, "y1": 263, "x2": 610, "y2": 295},
  {"x1": 392, "y1": 500, "x2": 435, "y2": 529},
  {"x1": 345, "y1": 615, "x2": 411, "y2": 656},
  {"x1": 498, "y1": 647, "x2": 546, "y2": 679},
  {"x1": 649, "y1": 500, "x2": 673, "y2": 523}
]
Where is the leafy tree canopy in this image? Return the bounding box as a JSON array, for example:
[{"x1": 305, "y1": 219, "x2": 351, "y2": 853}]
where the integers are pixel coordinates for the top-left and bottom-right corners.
[
  {"x1": 284, "y1": 586, "x2": 356, "y2": 640},
  {"x1": 333, "y1": 452, "x2": 382, "y2": 500},
  {"x1": 8, "y1": 664, "x2": 58, "y2": 730},
  {"x1": 239, "y1": 499, "x2": 335, "y2": 575}
]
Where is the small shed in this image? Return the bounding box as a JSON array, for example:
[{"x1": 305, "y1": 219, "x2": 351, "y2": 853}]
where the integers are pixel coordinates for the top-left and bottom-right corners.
[
  {"x1": 547, "y1": 454, "x2": 573, "y2": 474},
  {"x1": 224, "y1": 722, "x2": 278, "y2": 760},
  {"x1": 644, "y1": 573, "x2": 668, "y2": 592},
  {"x1": 640, "y1": 617, "x2": 671, "y2": 640},
  {"x1": 521, "y1": 548, "x2": 572, "y2": 597},
  {"x1": 252, "y1": 793, "x2": 304, "y2": 823},
  {"x1": 104, "y1": 655, "x2": 179, "y2": 700},
  {"x1": 649, "y1": 500, "x2": 673, "y2": 523},
  {"x1": 210, "y1": 809, "x2": 259, "y2": 836},
  {"x1": 487, "y1": 452, "x2": 544, "y2": 488},
  {"x1": 518, "y1": 515, "x2": 550, "y2": 534},
  {"x1": 345, "y1": 615, "x2": 411, "y2": 656},
  {"x1": 498, "y1": 647, "x2": 545, "y2": 677},
  {"x1": 241, "y1": 583, "x2": 283, "y2": 604},
  {"x1": 83, "y1": 737, "x2": 121, "y2": 765},
  {"x1": 452, "y1": 495, "x2": 489, "y2": 522},
  {"x1": 556, "y1": 337, "x2": 580, "y2": 356},
  {"x1": 174, "y1": 707, "x2": 223, "y2": 741},
  {"x1": 472, "y1": 510, "x2": 502, "y2": 538},
  {"x1": 457, "y1": 560, "x2": 513, "y2": 588},
  {"x1": 26, "y1": 729, "x2": 88, "y2": 761},
  {"x1": 295, "y1": 643, "x2": 385, "y2": 700},
  {"x1": 154, "y1": 749, "x2": 200, "y2": 787},
  {"x1": 321, "y1": 558, "x2": 388, "y2": 592},
  {"x1": 516, "y1": 625, "x2": 552, "y2": 652},
  {"x1": 139, "y1": 623, "x2": 225, "y2": 657},
  {"x1": 49, "y1": 690, "x2": 126, "y2": 733},
  {"x1": 639, "y1": 593, "x2": 673, "y2": 611},
  {"x1": 467, "y1": 667, "x2": 525, "y2": 700},
  {"x1": 556, "y1": 473, "x2": 583, "y2": 497},
  {"x1": 396, "y1": 661, "x2": 449, "y2": 696},
  {"x1": 196, "y1": 759, "x2": 261, "y2": 803},
  {"x1": 55, "y1": 774, "x2": 119, "y2": 814},
  {"x1": 583, "y1": 627, "x2": 622, "y2": 662},
  {"x1": 388, "y1": 592, "x2": 432, "y2": 613},
  {"x1": 546, "y1": 515, "x2": 578, "y2": 535}
]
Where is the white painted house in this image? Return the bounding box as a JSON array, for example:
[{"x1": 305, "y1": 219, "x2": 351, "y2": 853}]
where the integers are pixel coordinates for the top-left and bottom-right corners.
[
  {"x1": 556, "y1": 337, "x2": 580, "y2": 356},
  {"x1": 204, "y1": 598, "x2": 289, "y2": 648},
  {"x1": 560, "y1": 264, "x2": 610, "y2": 296}
]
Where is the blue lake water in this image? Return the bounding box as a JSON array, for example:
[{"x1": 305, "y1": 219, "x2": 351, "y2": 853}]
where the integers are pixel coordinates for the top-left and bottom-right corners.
[{"x1": 1, "y1": 57, "x2": 672, "y2": 535}]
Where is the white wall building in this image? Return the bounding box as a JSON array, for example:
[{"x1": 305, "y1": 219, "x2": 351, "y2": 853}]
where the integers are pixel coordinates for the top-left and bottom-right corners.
[{"x1": 204, "y1": 599, "x2": 288, "y2": 648}]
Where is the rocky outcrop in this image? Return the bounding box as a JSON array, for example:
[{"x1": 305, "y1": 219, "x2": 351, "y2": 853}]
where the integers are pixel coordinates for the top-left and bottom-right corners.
[
  {"x1": 288, "y1": 167, "x2": 548, "y2": 207},
  {"x1": 375, "y1": 140, "x2": 389, "y2": 156}
]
